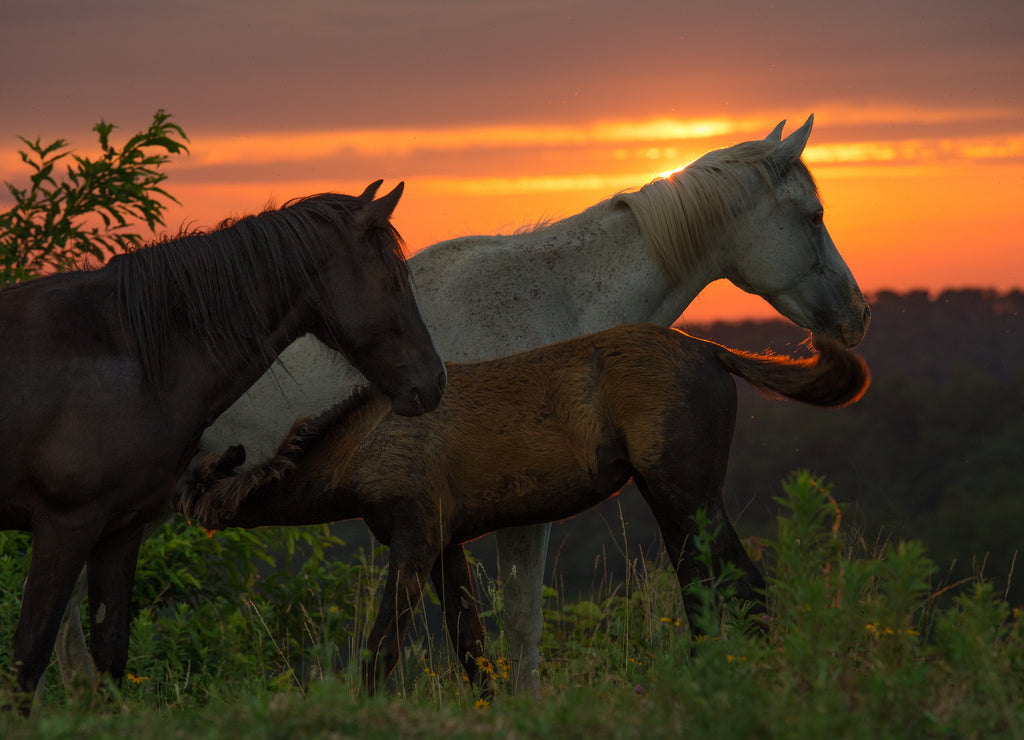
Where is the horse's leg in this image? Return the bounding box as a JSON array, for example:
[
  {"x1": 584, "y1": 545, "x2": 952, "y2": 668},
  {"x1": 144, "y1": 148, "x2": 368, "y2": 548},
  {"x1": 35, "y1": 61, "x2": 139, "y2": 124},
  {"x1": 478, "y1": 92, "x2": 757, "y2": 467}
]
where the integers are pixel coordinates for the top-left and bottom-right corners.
[
  {"x1": 674, "y1": 503, "x2": 766, "y2": 630},
  {"x1": 86, "y1": 522, "x2": 145, "y2": 688},
  {"x1": 361, "y1": 543, "x2": 432, "y2": 695},
  {"x1": 32, "y1": 567, "x2": 95, "y2": 709},
  {"x1": 56, "y1": 513, "x2": 166, "y2": 693},
  {"x1": 11, "y1": 519, "x2": 98, "y2": 713},
  {"x1": 55, "y1": 514, "x2": 170, "y2": 692},
  {"x1": 637, "y1": 475, "x2": 766, "y2": 637},
  {"x1": 429, "y1": 544, "x2": 495, "y2": 698},
  {"x1": 26, "y1": 565, "x2": 94, "y2": 709},
  {"x1": 705, "y1": 508, "x2": 767, "y2": 612},
  {"x1": 495, "y1": 521, "x2": 549, "y2": 696}
]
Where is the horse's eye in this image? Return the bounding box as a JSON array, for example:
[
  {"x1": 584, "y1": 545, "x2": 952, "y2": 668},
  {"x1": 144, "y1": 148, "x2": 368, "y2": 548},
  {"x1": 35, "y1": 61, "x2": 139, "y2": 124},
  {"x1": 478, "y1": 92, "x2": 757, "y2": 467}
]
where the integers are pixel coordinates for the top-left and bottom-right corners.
[{"x1": 808, "y1": 210, "x2": 824, "y2": 227}]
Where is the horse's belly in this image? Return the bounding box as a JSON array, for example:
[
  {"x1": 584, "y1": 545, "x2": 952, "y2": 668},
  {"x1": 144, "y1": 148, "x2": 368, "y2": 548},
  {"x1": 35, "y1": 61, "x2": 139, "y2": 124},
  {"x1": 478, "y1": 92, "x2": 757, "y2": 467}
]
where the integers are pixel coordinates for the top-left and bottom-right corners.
[{"x1": 454, "y1": 462, "x2": 605, "y2": 533}]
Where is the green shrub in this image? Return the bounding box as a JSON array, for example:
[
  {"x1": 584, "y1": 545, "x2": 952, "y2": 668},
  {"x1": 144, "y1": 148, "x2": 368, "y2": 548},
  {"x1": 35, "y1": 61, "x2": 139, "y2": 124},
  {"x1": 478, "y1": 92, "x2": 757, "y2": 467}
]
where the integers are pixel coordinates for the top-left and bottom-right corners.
[
  {"x1": 1, "y1": 110, "x2": 188, "y2": 284},
  {"x1": 3, "y1": 472, "x2": 1022, "y2": 738}
]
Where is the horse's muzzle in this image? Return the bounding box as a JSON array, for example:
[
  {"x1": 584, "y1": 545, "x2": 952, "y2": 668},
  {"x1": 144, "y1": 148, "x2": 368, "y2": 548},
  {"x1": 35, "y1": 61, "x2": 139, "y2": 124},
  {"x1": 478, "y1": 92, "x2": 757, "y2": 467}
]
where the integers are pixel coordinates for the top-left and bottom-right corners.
[
  {"x1": 389, "y1": 368, "x2": 447, "y2": 416},
  {"x1": 839, "y1": 304, "x2": 871, "y2": 348}
]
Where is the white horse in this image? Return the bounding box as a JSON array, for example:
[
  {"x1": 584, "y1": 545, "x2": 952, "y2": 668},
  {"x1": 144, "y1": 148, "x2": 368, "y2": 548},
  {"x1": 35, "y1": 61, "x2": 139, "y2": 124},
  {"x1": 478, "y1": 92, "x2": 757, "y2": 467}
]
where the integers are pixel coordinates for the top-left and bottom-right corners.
[{"x1": 53, "y1": 116, "x2": 868, "y2": 697}]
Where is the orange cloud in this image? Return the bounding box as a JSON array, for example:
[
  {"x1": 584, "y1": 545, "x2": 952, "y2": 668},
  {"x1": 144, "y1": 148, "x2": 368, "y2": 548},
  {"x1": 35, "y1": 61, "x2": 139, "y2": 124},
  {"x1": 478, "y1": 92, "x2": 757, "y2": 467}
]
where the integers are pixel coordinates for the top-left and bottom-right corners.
[
  {"x1": 3, "y1": 105, "x2": 1020, "y2": 324},
  {"x1": 186, "y1": 117, "x2": 747, "y2": 167}
]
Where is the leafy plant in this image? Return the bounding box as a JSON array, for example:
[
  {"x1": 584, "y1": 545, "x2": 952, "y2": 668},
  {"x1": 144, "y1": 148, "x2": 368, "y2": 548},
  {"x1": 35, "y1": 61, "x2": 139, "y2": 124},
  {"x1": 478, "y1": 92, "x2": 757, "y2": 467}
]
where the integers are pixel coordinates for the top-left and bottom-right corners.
[
  {"x1": 683, "y1": 508, "x2": 754, "y2": 637},
  {"x1": 4, "y1": 472, "x2": 1023, "y2": 737},
  {"x1": 0, "y1": 109, "x2": 189, "y2": 284}
]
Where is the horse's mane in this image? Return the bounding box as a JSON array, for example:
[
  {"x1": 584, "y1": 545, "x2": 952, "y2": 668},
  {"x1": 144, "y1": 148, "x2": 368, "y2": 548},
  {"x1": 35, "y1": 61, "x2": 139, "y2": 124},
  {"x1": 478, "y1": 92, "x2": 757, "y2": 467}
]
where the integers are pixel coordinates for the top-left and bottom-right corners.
[
  {"x1": 608, "y1": 140, "x2": 819, "y2": 284},
  {"x1": 112, "y1": 193, "x2": 409, "y2": 384},
  {"x1": 186, "y1": 385, "x2": 387, "y2": 525},
  {"x1": 278, "y1": 384, "x2": 385, "y2": 464}
]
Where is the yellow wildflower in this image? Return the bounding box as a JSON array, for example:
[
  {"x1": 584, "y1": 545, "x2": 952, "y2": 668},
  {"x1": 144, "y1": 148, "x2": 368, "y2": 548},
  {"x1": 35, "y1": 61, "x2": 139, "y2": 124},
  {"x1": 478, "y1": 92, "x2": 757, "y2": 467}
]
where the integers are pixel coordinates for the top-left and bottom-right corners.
[{"x1": 474, "y1": 656, "x2": 498, "y2": 679}]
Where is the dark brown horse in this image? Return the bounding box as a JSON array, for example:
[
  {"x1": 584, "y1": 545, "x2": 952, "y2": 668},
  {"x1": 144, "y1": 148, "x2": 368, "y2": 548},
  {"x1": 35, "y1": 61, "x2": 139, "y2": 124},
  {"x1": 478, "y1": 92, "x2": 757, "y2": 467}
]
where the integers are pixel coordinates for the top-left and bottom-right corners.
[
  {"x1": 0, "y1": 181, "x2": 446, "y2": 711},
  {"x1": 179, "y1": 323, "x2": 869, "y2": 694}
]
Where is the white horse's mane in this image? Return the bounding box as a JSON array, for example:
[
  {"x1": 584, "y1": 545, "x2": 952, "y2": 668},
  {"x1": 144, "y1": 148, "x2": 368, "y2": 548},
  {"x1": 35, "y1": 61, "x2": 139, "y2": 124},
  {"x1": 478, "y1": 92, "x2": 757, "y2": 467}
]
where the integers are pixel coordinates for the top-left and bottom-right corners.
[{"x1": 599, "y1": 139, "x2": 818, "y2": 285}]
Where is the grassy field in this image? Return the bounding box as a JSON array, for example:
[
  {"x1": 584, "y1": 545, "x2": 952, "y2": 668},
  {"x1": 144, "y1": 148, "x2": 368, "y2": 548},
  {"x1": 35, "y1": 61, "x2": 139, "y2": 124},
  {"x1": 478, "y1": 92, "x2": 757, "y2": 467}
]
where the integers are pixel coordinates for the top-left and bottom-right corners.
[{"x1": 2, "y1": 472, "x2": 1022, "y2": 738}]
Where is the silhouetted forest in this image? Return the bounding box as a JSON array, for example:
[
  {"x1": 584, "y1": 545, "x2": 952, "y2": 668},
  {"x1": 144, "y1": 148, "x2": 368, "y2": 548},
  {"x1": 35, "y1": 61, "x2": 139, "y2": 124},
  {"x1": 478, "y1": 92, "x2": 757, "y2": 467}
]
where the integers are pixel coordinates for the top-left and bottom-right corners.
[{"x1": 466, "y1": 288, "x2": 1024, "y2": 605}]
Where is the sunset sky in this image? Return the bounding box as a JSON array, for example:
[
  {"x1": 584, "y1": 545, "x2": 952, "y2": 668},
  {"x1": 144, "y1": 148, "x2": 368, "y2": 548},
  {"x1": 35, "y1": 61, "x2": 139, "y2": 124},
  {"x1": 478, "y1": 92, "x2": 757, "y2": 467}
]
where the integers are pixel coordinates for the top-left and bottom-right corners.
[{"x1": 2, "y1": 0, "x2": 1022, "y2": 322}]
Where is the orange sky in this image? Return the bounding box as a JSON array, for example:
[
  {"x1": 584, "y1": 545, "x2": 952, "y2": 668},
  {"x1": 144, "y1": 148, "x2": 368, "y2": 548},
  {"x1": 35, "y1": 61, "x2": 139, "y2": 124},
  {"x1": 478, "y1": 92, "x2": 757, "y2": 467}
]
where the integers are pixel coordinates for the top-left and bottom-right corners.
[{"x1": 2, "y1": 1, "x2": 1022, "y2": 323}]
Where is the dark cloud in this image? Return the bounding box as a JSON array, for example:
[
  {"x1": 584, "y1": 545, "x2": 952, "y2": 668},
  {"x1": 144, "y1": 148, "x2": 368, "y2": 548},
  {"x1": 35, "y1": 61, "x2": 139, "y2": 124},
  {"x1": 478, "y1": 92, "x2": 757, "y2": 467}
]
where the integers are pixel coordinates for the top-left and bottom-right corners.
[{"x1": 2, "y1": 0, "x2": 1022, "y2": 142}]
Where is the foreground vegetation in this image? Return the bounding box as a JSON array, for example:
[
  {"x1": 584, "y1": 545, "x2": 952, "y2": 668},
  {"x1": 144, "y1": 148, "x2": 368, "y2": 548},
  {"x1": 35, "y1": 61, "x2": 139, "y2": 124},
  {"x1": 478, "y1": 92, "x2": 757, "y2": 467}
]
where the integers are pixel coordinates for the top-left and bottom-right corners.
[{"x1": 2, "y1": 472, "x2": 1022, "y2": 738}]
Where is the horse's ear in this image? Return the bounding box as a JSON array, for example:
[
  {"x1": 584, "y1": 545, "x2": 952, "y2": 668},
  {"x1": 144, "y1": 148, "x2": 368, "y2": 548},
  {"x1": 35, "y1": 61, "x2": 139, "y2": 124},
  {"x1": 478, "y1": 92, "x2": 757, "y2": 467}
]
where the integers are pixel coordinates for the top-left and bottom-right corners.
[
  {"x1": 765, "y1": 120, "x2": 786, "y2": 142},
  {"x1": 359, "y1": 180, "x2": 385, "y2": 202},
  {"x1": 774, "y1": 114, "x2": 814, "y2": 163},
  {"x1": 362, "y1": 182, "x2": 405, "y2": 227}
]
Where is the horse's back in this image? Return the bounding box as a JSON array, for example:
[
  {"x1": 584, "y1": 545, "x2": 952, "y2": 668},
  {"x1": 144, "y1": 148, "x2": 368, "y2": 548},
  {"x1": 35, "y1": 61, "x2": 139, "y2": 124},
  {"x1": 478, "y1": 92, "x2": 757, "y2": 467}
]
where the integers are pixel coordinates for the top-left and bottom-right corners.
[{"x1": 408, "y1": 234, "x2": 581, "y2": 362}]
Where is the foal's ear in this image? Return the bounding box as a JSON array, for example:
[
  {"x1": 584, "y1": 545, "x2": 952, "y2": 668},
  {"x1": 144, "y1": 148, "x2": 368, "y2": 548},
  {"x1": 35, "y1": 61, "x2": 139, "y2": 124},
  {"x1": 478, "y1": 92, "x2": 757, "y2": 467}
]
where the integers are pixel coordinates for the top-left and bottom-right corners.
[
  {"x1": 765, "y1": 120, "x2": 786, "y2": 143},
  {"x1": 774, "y1": 114, "x2": 814, "y2": 163},
  {"x1": 362, "y1": 182, "x2": 405, "y2": 226},
  {"x1": 358, "y1": 179, "x2": 385, "y2": 202}
]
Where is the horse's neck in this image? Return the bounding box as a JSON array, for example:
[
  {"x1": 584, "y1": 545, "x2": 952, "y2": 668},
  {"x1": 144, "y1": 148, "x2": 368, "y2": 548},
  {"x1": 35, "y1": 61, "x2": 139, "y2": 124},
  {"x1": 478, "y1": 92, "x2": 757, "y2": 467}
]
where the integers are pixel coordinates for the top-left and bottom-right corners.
[
  {"x1": 545, "y1": 204, "x2": 716, "y2": 329},
  {"x1": 162, "y1": 285, "x2": 315, "y2": 424}
]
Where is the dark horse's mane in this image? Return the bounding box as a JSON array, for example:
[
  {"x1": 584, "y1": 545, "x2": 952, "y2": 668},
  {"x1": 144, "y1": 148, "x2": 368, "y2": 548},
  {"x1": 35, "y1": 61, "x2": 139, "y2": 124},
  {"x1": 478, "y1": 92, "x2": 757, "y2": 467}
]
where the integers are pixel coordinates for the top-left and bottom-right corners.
[{"x1": 112, "y1": 192, "x2": 410, "y2": 384}]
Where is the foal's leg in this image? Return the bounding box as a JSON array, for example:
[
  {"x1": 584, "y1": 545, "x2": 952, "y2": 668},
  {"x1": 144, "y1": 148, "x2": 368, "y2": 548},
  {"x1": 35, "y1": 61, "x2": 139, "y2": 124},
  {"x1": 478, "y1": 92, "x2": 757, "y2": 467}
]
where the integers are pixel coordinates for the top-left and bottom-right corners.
[
  {"x1": 86, "y1": 522, "x2": 146, "y2": 686},
  {"x1": 636, "y1": 452, "x2": 766, "y2": 638},
  {"x1": 429, "y1": 544, "x2": 495, "y2": 698},
  {"x1": 644, "y1": 487, "x2": 766, "y2": 637},
  {"x1": 362, "y1": 542, "x2": 433, "y2": 694},
  {"x1": 11, "y1": 518, "x2": 98, "y2": 713},
  {"x1": 674, "y1": 503, "x2": 765, "y2": 628},
  {"x1": 495, "y1": 521, "x2": 550, "y2": 696}
]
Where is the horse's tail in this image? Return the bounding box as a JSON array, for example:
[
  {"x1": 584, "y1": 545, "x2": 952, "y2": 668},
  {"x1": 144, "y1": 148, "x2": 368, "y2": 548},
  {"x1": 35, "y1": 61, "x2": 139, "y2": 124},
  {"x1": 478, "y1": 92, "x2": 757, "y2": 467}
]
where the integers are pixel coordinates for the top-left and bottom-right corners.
[
  {"x1": 715, "y1": 335, "x2": 870, "y2": 407},
  {"x1": 176, "y1": 443, "x2": 254, "y2": 527}
]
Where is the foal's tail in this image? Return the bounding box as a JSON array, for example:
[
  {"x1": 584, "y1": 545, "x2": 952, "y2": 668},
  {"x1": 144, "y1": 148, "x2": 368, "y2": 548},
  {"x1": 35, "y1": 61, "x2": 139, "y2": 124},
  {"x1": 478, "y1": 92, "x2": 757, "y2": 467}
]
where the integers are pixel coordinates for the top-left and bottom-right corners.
[
  {"x1": 176, "y1": 444, "x2": 250, "y2": 527},
  {"x1": 715, "y1": 335, "x2": 870, "y2": 407}
]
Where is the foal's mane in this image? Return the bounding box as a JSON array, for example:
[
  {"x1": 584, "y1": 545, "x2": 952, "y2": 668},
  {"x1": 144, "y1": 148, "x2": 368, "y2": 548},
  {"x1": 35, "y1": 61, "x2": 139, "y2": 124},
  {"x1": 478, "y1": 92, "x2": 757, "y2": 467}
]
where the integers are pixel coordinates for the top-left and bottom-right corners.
[
  {"x1": 609, "y1": 139, "x2": 818, "y2": 284},
  {"x1": 191, "y1": 385, "x2": 386, "y2": 524},
  {"x1": 279, "y1": 384, "x2": 385, "y2": 463},
  {"x1": 112, "y1": 193, "x2": 409, "y2": 384}
]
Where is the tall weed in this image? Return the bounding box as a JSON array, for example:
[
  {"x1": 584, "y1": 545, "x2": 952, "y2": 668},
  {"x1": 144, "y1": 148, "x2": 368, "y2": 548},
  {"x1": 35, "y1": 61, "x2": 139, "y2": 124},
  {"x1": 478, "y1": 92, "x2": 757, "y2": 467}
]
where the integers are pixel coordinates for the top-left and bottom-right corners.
[{"x1": 2, "y1": 472, "x2": 1021, "y2": 738}]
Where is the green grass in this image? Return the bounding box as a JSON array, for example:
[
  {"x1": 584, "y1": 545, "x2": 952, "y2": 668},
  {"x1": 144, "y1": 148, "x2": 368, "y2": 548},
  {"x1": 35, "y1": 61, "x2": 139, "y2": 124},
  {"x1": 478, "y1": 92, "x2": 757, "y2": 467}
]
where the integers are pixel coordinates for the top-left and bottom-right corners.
[{"x1": 2, "y1": 472, "x2": 1022, "y2": 738}]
